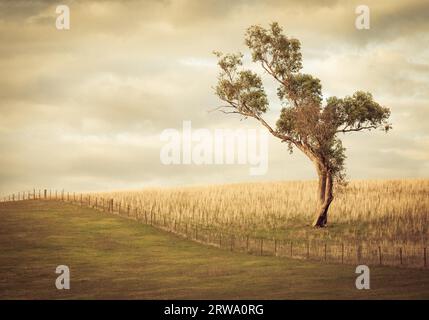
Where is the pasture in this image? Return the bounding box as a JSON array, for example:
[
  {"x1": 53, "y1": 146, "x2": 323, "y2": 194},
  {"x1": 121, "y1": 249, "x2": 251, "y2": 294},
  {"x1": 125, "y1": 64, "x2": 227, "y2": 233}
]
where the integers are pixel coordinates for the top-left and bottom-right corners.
[{"x1": 1, "y1": 200, "x2": 429, "y2": 299}]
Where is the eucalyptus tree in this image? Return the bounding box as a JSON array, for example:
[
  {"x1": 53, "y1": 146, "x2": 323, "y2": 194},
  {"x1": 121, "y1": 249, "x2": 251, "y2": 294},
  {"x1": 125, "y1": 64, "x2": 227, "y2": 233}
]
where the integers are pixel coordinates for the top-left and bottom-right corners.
[{"x1": 213, "y1": 22, "x2": 391, "y2": 227}]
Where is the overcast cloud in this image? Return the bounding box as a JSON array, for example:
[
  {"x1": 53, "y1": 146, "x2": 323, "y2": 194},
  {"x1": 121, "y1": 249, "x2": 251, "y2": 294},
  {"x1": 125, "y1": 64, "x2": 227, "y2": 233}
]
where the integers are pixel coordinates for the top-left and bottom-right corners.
[{"x1": 0, "y1": 0, "x2": 428, "y2": 195}]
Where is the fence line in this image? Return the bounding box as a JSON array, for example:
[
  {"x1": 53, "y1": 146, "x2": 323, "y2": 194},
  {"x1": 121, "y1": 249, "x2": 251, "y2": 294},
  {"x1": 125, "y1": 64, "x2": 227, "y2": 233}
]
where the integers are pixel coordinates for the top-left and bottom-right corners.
[{"x1": 1, "y1": 189, "x2": 428, "y2": 269}]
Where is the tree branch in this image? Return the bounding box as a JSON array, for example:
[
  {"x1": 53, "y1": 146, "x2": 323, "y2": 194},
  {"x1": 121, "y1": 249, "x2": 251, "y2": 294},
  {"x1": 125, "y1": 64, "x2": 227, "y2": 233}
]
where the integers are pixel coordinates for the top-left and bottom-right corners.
[
  {"x1": 215, "y1": 102, "x2": 294, "y2": 143},
  {"x1": 336, "y1": 125, "x2": 378, "y2": 133},
  {"x1": 220, "y1": 110, "x2": 241, "y2": 115},
  {"x1": 254, "y1": 113, "x2": 293, "y2": 143},
  {"x1": 261, "y1": 59, "x2": 285, "y2": 86},
  {"x1": 207, "y1": 105, "x2": 235, "y2": 113}
]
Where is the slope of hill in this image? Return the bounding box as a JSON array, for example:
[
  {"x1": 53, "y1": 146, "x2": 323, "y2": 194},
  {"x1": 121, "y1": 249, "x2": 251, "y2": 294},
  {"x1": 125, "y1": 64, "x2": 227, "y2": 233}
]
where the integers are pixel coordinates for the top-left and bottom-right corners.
[{"x1": 0, "y1": 200, "x2": 428, "y2": 299}]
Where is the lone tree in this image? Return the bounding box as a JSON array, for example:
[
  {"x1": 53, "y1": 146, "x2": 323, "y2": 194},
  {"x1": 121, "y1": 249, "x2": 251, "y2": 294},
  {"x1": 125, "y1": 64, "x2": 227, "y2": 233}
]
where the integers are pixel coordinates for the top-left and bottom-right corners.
[{"x1": 213, "y1": 23, "x2": 391, "y2": 227}]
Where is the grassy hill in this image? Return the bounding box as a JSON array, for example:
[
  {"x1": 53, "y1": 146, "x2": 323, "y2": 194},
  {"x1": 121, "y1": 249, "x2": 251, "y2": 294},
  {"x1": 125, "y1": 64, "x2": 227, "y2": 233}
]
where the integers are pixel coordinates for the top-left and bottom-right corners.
[{"x1": 0, "y1": 200, "x2": 428, "y2": 299}]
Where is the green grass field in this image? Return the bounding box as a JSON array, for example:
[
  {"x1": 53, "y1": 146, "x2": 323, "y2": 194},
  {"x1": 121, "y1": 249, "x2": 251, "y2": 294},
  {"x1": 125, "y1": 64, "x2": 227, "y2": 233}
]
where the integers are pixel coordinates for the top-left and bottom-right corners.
[{"x1": 0, "y1": 200, "x2": 428, "y2": 299}]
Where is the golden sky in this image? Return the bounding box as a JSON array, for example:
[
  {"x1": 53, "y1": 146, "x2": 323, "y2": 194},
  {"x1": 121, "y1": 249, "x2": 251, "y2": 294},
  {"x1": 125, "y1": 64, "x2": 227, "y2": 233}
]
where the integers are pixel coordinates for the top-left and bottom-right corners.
[{"x1": 0, "y1": 0, "x2": 428, "y2": 195}]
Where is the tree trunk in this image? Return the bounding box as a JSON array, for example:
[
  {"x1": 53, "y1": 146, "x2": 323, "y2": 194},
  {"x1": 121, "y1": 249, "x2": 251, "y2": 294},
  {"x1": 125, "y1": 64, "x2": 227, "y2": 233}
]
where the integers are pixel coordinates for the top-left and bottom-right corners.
[
  {"x1": 312, "y1": 167, "x2": 334, "y2": 227},
  {"x1": 316, "y1": 165, "x2": 327, "y2": 203}
]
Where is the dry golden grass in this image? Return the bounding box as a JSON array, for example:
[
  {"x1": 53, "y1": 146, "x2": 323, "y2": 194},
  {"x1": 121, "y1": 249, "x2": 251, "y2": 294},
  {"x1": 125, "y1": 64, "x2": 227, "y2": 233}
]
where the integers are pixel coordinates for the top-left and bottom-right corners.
[{"x1": 92, "y1": 179, "x2": 428, "y2": 245}]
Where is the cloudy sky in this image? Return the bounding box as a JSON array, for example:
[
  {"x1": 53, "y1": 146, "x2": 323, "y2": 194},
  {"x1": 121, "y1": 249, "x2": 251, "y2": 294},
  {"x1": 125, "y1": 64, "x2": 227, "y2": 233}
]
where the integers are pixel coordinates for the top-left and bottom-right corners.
[{"x1": 0, "y1": 0, "x2": 428, "y2": 195}]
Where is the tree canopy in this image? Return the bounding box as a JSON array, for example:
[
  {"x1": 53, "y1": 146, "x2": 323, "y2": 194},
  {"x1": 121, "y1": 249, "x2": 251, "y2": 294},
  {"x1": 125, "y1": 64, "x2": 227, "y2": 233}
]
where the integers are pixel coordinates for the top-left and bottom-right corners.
[{"x1": 214, "y1": 22, "x2": 391, "y2": 184}]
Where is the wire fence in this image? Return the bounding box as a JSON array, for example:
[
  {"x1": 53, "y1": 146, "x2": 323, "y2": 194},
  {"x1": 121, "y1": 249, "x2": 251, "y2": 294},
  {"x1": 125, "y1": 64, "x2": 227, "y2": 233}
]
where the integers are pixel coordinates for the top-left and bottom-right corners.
[{"x1": 1, "y1": 189, "x2": 428, "y2": 269}]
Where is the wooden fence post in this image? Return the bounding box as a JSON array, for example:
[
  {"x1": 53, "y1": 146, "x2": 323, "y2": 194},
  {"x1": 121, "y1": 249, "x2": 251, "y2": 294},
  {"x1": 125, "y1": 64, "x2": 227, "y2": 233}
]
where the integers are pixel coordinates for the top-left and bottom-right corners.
[
  {"x1": 44, "y1": 189, "x2": 47, "y2": 199},
  {"x1": 208, "y1": 229, "x2": 213, "y2": 244},
  {"x1": 399, "y1": 247, "x2": 403, "y2": 265},
  {"x1": 290, "y1": 241, "x2": 293, "y2": 258},
  {"x1": 378, "y1": 246, "x2": 382, "y2": 266},
  {"x1": 324, "y1": 243, "x2": 327, "y2": 261},
  {"x1": 246, "y1": 235, "x2": 249, "y2": 252},
  {"x1": 357, "y1": 244, "x2": 362, "y2": 264}
]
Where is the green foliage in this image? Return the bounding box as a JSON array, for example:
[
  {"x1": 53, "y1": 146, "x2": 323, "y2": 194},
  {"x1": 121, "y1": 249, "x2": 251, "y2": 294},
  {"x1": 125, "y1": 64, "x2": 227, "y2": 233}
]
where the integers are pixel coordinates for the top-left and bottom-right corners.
[
  {"x1": 214, "y1": 52, "x2": 268, "y2": 116},
  {"x1": 245, "y1": 22, "x2": 302, "y2": 78},
  {"x1": 325, "y1": 91, "x2": 392, "y2": 133},
  {"x1": 278, "y1": 73, "x2": 322, "y2": 106}
]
